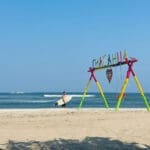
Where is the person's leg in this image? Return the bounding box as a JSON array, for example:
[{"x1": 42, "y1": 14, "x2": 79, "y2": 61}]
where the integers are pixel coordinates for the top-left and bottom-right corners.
[{"x1": 62, "y1": 104, "x2": 66, "y2": 107}]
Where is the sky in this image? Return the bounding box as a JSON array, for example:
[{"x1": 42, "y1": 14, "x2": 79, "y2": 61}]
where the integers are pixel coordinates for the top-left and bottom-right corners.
[{"x1": 0, "y1": 0, "x2": 150, "y2": 92}]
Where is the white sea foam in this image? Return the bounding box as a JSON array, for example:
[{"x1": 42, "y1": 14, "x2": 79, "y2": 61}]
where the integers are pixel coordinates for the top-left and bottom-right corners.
[
  {"x1": 44, "y1": 95, "x2": 62, "y2": 98},
  {"x1": 10, "y1": 91, "x2": 24, "y2": 94},
  {"x1": 0, "y1": 100, "x2": 54, "y2": 103},
  {"x1": 69, "y1": 95, "x2": 95, "y2": 97},
  {"x1": 44, "y1": 94, "x2": 95, "y2": 98}
]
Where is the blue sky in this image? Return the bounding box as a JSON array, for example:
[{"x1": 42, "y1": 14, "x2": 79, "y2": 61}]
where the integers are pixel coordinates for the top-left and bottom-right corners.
[{"x1": 0, "y1": 0, "x2": 150, "y2": 92}]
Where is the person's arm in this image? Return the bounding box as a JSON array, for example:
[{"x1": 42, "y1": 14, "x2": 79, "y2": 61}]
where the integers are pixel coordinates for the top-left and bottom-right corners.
[{"x1": 62, "y1": 95, "x2": 65, "y2": 103}]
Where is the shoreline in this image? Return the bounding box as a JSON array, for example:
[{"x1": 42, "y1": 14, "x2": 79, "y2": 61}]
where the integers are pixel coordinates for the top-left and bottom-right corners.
[{"x1": 0, "y1": 107, "x2": 148, "y2": 111}]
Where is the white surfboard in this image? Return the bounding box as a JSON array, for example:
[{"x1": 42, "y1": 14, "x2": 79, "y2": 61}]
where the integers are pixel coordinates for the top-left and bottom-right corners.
[{"x1": 55, "y1": 95, "x2": 72, "y2": 106}]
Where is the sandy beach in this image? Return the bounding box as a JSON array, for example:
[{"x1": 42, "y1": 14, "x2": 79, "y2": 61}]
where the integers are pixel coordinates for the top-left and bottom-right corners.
[{"x1": 0, "y1": 108, "x2": 150, "y2": 149}]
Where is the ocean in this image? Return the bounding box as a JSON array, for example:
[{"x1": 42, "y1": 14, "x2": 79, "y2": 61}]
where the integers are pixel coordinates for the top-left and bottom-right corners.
[{"x1": 0, "y1": 92, "x2": 150, "y2": 109}]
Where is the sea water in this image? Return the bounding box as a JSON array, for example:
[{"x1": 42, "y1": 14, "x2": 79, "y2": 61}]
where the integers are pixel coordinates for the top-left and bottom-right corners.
[{"x1": 0, "y1": 92, "x2": 150, "y2": 109}]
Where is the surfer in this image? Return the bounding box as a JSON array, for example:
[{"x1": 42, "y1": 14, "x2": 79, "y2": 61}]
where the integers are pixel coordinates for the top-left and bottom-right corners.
[
  {"x1": 62, "y1": 91, "x2": 67, "y2": 107},
  {"x1": 55, "y1": 91, "x2": 72, "y2": 107}
]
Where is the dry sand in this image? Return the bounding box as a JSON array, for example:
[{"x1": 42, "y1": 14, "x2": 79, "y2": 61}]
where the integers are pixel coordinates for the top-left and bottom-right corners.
[{"x1": 0, "y1": 108, "x2": 150, "y2": 149}]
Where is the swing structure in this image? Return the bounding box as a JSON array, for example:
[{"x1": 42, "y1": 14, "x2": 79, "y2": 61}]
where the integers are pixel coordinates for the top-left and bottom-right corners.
[{"x1": 79, "y1": 51, "x2": 150, "y2": 111}]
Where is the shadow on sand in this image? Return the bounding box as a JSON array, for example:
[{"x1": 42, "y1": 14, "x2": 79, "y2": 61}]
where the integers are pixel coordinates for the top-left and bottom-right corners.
[{"x1": 6, "y1": 137, "x2": 150, "y2": 150}]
